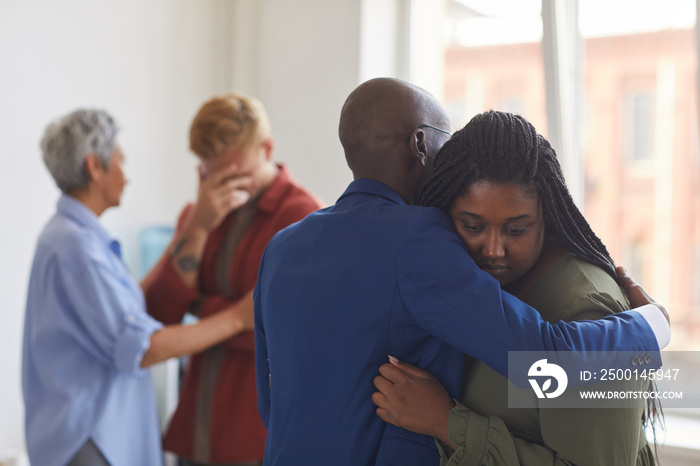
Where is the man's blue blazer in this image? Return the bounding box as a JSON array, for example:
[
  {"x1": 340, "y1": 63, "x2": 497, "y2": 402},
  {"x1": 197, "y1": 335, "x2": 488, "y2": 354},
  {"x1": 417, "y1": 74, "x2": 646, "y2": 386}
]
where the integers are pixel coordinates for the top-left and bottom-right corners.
[{"x1": 254, "y1": 179, "x2": 659, "y2": 466}]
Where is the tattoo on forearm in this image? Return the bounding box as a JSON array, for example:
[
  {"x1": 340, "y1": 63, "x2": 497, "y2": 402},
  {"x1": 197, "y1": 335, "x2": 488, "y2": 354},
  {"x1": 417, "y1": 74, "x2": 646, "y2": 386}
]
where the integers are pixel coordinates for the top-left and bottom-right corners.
[
  {"x1": 177, "y1": 255, "x2": 200, "y2": 273},
  {"x1": 170, "y1": 238, "x2": 188, "y2": 258},
  {"x1": 170, "y1": 238, "x2": 200, "y2": 273}
]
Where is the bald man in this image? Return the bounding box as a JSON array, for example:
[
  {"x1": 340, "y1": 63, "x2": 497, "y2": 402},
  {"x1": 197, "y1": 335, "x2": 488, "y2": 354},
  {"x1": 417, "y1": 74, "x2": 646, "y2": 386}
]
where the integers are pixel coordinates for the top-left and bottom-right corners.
[{"x1": 253, "y1": 78, "x2": 670, "y2": 465}]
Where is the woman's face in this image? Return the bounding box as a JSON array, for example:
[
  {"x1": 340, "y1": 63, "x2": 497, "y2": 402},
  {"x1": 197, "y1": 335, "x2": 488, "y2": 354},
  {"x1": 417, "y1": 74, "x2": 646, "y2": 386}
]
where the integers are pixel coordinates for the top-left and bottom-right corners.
[
  {"x1": 448, "y1": 181, "x2": 546, "y2": 287},
  {"x1": 100, "y1": 144, "x2": 128, "y2": 209}
]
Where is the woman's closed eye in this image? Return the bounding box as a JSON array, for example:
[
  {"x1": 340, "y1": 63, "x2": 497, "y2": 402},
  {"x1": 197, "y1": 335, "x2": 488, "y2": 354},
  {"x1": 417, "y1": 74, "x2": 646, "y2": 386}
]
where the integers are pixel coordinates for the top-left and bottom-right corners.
[
  {"x1": 505, "y1": 225, "x2": 528, "y2": 236},
  {"x1": 461, "y1": 223, "x2": 484, "y2": 234}
]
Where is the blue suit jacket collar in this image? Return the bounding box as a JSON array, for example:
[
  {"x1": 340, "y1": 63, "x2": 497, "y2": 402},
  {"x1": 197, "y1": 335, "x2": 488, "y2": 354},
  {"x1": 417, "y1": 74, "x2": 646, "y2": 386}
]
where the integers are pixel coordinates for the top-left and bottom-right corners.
[{"x1": 337, "y1": 178, "x2": 407, "y2": 206}]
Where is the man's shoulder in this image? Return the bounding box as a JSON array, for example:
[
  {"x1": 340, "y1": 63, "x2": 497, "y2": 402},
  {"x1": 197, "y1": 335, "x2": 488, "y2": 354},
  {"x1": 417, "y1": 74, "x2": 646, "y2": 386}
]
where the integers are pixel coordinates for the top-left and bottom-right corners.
[
  {"x1": 389, "y1": 204, "x2": 454, "y2": 232},
  {"x1": 268, "y1": 201, "x2": 451, "y2": 244},
  {"x1": 408, "y1": 204, "x2": 451, "y2": 221},
  {"x1": 277, "y1": 183, "x2": 325, "y2": 211},
  {"x1": 260, "y1": 167, "x2": 324, "y2": 222}
]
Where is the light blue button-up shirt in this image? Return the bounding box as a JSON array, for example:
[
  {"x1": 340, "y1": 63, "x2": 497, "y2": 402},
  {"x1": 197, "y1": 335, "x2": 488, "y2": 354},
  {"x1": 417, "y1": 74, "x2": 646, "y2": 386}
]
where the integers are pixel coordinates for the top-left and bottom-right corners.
[{"x1": 22, "y1": 194, "x2": 164, "y2": 466}]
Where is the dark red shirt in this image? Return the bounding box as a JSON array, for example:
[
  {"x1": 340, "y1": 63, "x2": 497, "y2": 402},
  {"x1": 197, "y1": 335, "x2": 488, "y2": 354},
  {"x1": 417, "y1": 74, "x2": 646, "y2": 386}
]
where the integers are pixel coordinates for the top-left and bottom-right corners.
[{"x1": 144, "y1": 164, "x2": 323, "y2": 462}]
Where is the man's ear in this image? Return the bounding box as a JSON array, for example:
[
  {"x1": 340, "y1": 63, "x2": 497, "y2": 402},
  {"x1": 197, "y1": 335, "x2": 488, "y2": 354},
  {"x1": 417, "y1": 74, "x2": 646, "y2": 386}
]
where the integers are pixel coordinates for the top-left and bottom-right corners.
[
  {"x1": 84, "y1": 154, "x2": 103, "y2": 182},
  {"x1": 261, "y1": 137, "x2": 275, "y2": 161},
  {"x1": 408, "y1": 128, "x2": 428, "y2": 167}
]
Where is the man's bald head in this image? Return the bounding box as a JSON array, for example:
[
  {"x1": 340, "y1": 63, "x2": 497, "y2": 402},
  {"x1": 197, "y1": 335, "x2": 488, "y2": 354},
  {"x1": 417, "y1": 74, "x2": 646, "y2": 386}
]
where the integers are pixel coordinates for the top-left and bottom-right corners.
[{"x1": 338, "y1": 77, "x2": 451, "y2": 203}]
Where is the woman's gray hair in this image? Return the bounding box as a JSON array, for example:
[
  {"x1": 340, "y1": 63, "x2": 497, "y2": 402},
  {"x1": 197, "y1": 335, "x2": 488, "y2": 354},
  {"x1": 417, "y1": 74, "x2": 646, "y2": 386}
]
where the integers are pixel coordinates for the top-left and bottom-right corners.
[{"x1": 40, "y1": 109, "x2": 119, "y2": 193}]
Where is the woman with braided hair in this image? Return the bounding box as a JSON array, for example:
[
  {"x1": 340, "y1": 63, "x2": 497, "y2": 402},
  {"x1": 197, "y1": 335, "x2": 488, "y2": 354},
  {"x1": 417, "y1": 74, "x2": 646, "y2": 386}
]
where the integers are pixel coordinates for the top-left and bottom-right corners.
[{"x1": 372, "y1": 110, "x2": 657, "y2": 465}]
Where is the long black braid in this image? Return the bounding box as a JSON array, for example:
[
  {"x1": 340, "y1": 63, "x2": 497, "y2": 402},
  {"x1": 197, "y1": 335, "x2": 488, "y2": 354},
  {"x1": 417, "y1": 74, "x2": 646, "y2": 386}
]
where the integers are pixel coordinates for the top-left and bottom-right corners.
[
  {"x1": 420, "y1": 110, "x2": 663, "y2": 433},
  {"x1": 419, "y1": 110, "x2": 617, "y2": 280}
]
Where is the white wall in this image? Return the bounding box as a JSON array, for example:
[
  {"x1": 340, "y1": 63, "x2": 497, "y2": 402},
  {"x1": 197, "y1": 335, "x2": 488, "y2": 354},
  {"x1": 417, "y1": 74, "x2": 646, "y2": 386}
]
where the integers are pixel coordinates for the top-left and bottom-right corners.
[
  {"x1": 0, "y1": 0, "x2": 407, "y2": 456},
  {"x1": 0, "y1": 0, "x2": 243, "y2": 454},
  {"x1": 229, "y1": 0, "x2": 359, "y2": 204},
  {"x1": 227, "y1": 0, "x2": 448, "y2": 204}
]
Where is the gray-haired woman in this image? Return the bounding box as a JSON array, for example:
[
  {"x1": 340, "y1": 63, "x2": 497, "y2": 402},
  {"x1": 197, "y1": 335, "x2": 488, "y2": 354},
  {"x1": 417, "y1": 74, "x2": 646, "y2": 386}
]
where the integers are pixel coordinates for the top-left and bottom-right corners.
[{"x1": 23, "y1": 109, "x2": 253, "y2": 466}]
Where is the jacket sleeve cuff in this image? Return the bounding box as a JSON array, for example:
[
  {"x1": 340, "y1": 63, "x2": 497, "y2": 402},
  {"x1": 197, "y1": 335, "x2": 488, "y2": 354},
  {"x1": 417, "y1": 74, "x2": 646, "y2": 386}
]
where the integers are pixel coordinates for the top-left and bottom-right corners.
[
  {"x1": 630, "y1": 304, "x2": 670, "y2": 350},
  {"x1": 438, "y1": 400, "x2": 490, "y2": 466}
]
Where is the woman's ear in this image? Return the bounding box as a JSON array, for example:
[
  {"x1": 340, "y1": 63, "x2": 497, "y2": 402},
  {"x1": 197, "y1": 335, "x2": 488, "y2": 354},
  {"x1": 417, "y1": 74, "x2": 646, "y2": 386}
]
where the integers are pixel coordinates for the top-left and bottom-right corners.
[{"x1": 84, "y1": 154, "x2": 104, "y2": 182}]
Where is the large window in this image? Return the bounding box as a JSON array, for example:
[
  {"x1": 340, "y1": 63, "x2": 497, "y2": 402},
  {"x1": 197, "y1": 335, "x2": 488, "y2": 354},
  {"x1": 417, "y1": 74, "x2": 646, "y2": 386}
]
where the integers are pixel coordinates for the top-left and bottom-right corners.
[
  {"x1": 626, "y1": 91, "x2": 655, "y2": 162},
  {"x1": 442, "y1": 0, "x2": 547, "y2": 132},
  {"x1": 580, "y1": 0, "x2": 698, "y2": 348},
  {"x1": 443, "y1": 0, "x2": 700, "y2": 461},
  {"x1": 445, "y1": 0, "x2": 698, "y2": 346}
]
